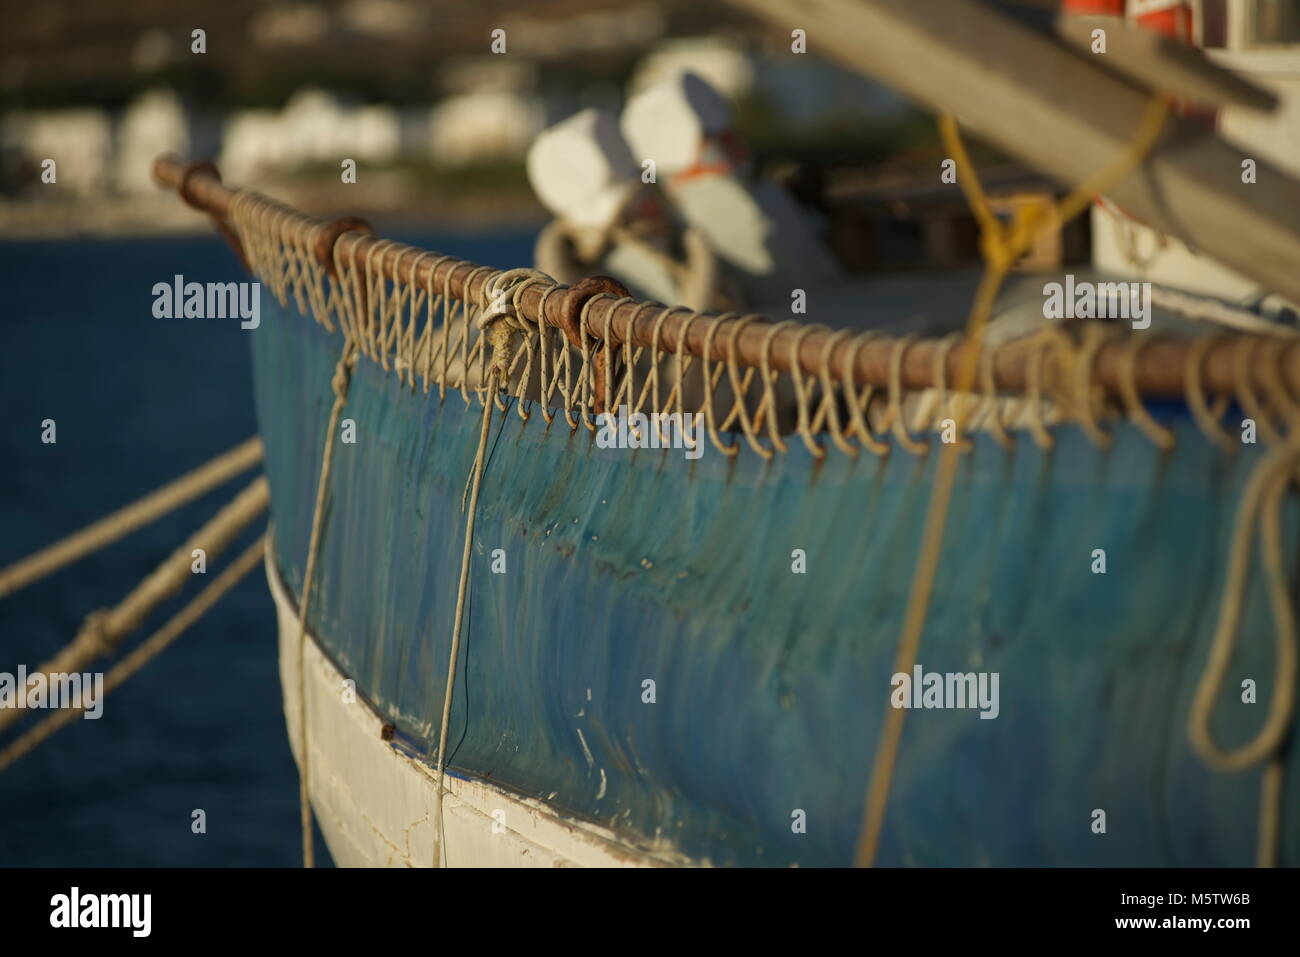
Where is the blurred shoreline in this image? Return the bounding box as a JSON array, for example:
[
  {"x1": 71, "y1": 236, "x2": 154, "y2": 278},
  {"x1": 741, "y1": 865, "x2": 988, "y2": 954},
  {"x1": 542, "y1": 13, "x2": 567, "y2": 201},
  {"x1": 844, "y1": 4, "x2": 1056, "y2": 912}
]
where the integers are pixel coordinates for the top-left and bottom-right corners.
[
  {"x1": 2, "y1": 3, "x2": 916, "y2": 242},
  {"x1": 0, "y1": 168, "x2": 548, "y2": 238}
]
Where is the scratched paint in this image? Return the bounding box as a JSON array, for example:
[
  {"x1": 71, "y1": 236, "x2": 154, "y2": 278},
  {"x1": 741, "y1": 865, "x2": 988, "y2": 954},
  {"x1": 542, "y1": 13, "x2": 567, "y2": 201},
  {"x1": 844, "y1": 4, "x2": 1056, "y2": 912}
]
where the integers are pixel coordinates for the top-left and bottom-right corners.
[{"x1": 251, "y1": 297, "x2": 1298, "y2": 866}]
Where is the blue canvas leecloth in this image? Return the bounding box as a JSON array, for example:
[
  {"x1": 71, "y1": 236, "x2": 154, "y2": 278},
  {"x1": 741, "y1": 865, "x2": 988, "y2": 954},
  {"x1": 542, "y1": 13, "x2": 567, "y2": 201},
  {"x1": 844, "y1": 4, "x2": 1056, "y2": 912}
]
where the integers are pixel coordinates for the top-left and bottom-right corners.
[{"x1": 252, "y1": 296, "x2": 1298, "y2": 866}]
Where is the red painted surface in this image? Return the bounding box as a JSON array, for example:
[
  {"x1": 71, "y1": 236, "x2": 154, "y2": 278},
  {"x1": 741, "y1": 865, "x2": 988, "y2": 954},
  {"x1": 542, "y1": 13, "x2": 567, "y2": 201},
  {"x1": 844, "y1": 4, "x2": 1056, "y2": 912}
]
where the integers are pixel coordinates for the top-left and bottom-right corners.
[
  {"x1": 1134, "y1": 5, "x2": 1196, "y2": 44},
  {"x1": 1062, "y1": 0, "x2": 1126, "y2": 13},
  {"x1": 1061, "y1": 0, "x2": 1216, "y2": 214},
  {"x1": 1132, "y1": 3, "x2": 1216, "y2": 124}
]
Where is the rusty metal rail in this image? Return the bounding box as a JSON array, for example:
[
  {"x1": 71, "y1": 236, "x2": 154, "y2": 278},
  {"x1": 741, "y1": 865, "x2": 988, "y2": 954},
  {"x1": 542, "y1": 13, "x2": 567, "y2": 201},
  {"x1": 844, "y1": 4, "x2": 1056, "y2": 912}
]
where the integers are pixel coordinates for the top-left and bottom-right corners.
[{"x1": 153, "y1": 153, "x2": 1297, "y2": 401}]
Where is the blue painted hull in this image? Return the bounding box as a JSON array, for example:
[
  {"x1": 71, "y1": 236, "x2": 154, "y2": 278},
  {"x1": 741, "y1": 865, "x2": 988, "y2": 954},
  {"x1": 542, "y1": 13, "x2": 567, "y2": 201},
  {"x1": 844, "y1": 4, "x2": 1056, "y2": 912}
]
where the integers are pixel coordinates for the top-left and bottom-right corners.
[{"x1": 251, "y1": 298, "x2": 1298, "y2": 866}]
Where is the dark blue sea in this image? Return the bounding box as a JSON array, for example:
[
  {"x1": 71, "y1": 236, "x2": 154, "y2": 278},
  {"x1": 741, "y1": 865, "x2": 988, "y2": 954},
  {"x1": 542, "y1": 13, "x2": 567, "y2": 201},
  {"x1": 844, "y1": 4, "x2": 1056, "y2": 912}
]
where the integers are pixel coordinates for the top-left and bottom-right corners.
[{"x1": 0, "y1": 227, "x2": 534, "y2": 865}]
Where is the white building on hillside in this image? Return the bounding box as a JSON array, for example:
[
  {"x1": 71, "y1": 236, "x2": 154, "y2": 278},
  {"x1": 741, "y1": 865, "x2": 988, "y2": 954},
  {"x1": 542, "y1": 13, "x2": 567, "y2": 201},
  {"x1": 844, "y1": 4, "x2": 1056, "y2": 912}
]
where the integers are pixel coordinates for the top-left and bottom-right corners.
[
  {"x1": 1, "y1": 108, "x2": 113, "y2": 196},
  {"x1": 115, "y1": 89, "x2": 189, "y2": 194}
]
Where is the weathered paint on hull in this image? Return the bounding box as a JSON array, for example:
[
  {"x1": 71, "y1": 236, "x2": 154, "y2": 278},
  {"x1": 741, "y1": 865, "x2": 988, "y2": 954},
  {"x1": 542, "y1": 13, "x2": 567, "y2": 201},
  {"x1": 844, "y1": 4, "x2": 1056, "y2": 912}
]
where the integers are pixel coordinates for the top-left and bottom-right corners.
[
  {"x1": 253, "y1": 295, "x2": 1300, "y2": 867},
  {"x1": 268, "y1": 540, "x2": 683, "y2": 867}
]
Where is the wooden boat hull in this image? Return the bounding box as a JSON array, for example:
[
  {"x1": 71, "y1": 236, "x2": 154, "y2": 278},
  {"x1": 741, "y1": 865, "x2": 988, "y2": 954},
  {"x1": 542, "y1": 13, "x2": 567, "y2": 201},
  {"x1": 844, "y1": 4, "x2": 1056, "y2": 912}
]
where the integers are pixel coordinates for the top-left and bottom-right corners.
[{"x1": 268, "y1": 541, "x2": 675, "y2": 867}]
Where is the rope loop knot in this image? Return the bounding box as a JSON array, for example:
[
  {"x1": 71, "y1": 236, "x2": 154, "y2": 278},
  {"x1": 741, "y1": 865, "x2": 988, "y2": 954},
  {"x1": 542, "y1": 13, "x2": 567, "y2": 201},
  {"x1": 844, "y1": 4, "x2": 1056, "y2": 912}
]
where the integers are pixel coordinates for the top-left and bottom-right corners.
[
  {"x1": 331, "y1": 341, "x2": 359, "y2": 400},
  {"x1": 560, "y1": 275, "x2": 631, "y2": 414},
  {"x1": 479, "y1": 268, "x2": 551, "y2": 381},
  {"x1": 80, "y1": 609, "x2": 115, "y2": 659}
]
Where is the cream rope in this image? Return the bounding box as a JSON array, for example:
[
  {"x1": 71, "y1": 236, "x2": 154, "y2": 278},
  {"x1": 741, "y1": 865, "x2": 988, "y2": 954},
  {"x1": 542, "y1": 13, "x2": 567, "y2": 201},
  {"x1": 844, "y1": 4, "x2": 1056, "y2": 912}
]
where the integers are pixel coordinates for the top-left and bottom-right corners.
[
  {"x1": 1118, "y1": 334, "x2": 1176, "y2": 451},
  {"x1": 885, "y1": 335, "x2": 930, "y2": 456},
  {"x1": 1234, "y1": 336, "x2": 1282, "y2": 445},
  {"x1": 294, "y1": 338, "x2": 359, "y2": 869},
  {"x1": 1188, "y1": 429, "x2": 1300, "y2": 866},
  {"x1": 1259, "y1": 340, "x2": 1300, "y2": 423},
  {"x1": 1024, "y1": 327, "x2": 1061, "y2": 450},
  {"x1": 1185, "y1": 335, "x2": 1236, "y2": 452},
  {"x1": 0, "y1": 476, "x2": 269, "y2": 737},
  {"x1": 0, "y1": 437, "x2": 263, "y2": 599},
  {"x1": 978, "y1": 342, "x2": 1014, "y2": 452},
  {"x1": 1074, "y1": 323, "x2": 1119, "y2": 449},
  {"x1": 842, "y1": 331, "x2": 890, "y2": 456},
  {"x1": 214, "y1": 177, "x2": 1300, "y2": 460},
  {"x1": 928, "y1": 333, "x2": 973, "y2": 453},
  {"x1": 786, "y1": 323, "x2": 825, "y2": 458},
  {"x1": 0, "y1": 535, "x2": 267, "y2": 775},
  {"x1": 431, "y1": 268, "x2": 542, "y2": 868}
]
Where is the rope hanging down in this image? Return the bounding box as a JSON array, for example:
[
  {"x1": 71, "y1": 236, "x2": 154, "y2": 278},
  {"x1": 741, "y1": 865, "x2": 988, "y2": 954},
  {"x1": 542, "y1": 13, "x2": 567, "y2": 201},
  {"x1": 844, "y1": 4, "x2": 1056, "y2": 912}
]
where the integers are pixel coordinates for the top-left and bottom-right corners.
[
  {"x1": 1187, "y1": 429, "x2": 1300, "y2": 867},
  {"x1": 854, "y1": 95, "x2": 1173, "y2": 867},
  {"x1": 291, "y1": 214, "x2": 373, "y2": 869},
  {"x1": 431, "y1": 268, "x2": 546, "y2": 868},
  {"x1": 294, "y1": 339, "x2": 359, "y2": 869}
]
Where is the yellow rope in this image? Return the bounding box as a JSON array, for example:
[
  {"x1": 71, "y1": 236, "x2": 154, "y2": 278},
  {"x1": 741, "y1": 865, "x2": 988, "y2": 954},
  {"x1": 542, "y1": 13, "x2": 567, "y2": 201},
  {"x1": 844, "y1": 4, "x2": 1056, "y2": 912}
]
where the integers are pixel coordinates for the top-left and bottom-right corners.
[
  {"x1": 0, "y1": 534, "x2": 266, "y2": 775},
  {"x1": 294, "y1": 339, "x2": 358, "y2": 869},
  {"x1": 0, "y1": 437, "x2": 263, "y2": 600},
  {"x1": 854, "y1": 95, "x2": 1171, "y2": 867}
]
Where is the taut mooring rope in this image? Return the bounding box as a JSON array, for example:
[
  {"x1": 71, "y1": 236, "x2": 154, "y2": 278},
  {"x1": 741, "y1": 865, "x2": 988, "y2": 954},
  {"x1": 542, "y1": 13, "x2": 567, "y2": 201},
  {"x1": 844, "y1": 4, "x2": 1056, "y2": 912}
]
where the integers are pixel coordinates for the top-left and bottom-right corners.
[
  {"x1": 0, "y1": 437, "x2": 263, "y2": 600},
  {"x1": 0, "y1": 476, "x2": 270, "y2": 737},
  {"x1": 0, "y1": 535, "x2": 267, "y2": 775}
]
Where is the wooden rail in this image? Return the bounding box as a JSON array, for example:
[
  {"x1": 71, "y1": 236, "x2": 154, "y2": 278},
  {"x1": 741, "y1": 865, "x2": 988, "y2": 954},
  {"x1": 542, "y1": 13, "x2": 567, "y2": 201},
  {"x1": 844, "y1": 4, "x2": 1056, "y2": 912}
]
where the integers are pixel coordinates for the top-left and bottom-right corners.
[{"x1": 153, "y1": 154, "x2": 1297, "y2": 400}]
